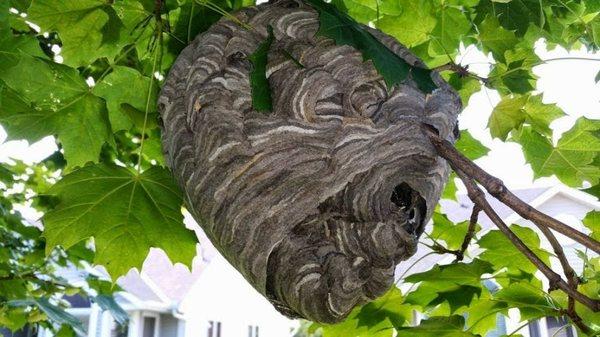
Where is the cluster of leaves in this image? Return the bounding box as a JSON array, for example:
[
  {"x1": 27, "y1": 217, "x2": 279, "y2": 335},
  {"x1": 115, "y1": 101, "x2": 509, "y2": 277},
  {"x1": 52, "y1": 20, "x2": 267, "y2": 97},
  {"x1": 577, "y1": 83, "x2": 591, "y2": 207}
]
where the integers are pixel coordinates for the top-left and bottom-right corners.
[
  {"x1": 0, "y1": 0, "x2": 599, "y2": 335},
  {"x1": 0, "y1": 159, "x2": 127, "y2": 336}
]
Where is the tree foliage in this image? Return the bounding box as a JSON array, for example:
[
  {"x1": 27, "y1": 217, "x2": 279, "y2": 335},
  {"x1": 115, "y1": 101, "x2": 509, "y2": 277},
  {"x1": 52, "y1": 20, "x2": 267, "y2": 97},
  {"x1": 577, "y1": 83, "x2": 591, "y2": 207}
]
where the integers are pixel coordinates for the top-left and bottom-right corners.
[{"x1": 0, "y1": 0, "x2": 599, "y2": 335}]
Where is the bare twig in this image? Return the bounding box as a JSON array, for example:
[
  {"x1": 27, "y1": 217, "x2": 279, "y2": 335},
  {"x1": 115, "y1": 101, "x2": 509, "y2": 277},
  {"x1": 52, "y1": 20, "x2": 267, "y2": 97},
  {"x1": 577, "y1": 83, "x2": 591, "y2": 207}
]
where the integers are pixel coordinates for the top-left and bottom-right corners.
[
  {"x1": 537, "y1": 226, "x2": 589, "y2": 333},
  {"x1": 454, "y1": 206, "x2": 480, "y2": 262},
  {"x1": 422, "y1": 124, "x2": 600, "y2": 254}
]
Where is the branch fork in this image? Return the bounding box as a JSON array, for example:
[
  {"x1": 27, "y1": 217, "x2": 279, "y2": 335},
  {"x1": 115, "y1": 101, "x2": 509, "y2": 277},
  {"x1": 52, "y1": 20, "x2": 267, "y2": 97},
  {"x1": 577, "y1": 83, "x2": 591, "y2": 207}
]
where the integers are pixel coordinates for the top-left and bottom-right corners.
[{"x1": 422, "y1": 124, "x2": 600, "y2": 333}]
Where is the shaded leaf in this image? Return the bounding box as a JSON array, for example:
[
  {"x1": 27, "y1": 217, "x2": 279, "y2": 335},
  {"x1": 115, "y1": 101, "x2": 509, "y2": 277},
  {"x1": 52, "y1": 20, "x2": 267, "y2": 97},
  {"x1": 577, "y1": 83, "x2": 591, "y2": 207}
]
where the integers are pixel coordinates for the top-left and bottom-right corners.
[
  {"x1": 93, "y1": 66, "x2": 157, "y2": 132},
  {"x1": 475, "y1": 0, "x2": 544, "y2": 36},
  {"x1": 583, "y1": 184, "x2": 600, "y2": 199},
  {"x1": 495, "y1": 282, "x2": 557, "y2": 321},
  {"x1": 249, "y1": 26, "x2": 274, "y2": 112},
  {"x1": 478, "y1": 16, "x2": 518, "y2": 63},
  {"x1": 464, "y1": 291, "x2": 509, "y2": 336},
  {"x1": 316, "y1": 288, "x2": 412, "y2": 337},
  {"x1": 446, "y1": 73, "x2": 481, "y2": 106},
  {"x1": 406, "y1": 259, "x2": 493, "y2": 286},
  {"x1": 305, "y1": 0, "x2": 437, "y2": 93}
]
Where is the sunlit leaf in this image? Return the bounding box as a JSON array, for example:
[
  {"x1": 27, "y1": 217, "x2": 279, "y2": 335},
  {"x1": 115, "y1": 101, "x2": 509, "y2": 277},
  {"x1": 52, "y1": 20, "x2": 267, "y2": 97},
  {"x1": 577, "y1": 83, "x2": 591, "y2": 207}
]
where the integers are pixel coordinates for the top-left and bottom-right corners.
[
  {"x1": 43, "y1": 164, "x2": 197, "y2": 278},
  {"x1": 478, "y1": 225, "x2": 551, "y2": 274},
  {"x1": 0, "y1": 56, "x2": 112, "y2": 169}
]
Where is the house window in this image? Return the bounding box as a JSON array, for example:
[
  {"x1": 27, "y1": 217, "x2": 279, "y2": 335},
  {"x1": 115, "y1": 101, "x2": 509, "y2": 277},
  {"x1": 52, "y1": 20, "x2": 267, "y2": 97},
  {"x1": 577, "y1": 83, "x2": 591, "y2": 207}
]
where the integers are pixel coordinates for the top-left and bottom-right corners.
[
  {"x1": 142, "y1": 317, "x2": 157, "y2": 337},
  {"x1": 248, "y1": 325, "x2": 259, "y2": 337},
  {"x1": 207, "y1": 321, "x2": 221, "y2": 337},
  {"x1": 546, "y1": 317, "x2": 575, "y2": 337}
]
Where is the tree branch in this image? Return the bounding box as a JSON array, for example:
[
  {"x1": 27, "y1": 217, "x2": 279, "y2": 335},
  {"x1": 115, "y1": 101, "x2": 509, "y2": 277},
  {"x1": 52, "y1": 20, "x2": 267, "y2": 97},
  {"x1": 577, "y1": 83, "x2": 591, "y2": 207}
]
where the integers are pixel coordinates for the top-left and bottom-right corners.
[
  {"x1": 421, "y1": 124, "x2": 600, "y2": 318},
  {"x1": 421, "y1": 124, "x2": 600, "y2": 254},
  {"x1": 454, "y1": 169, "x2": 599, "y2": 313}
]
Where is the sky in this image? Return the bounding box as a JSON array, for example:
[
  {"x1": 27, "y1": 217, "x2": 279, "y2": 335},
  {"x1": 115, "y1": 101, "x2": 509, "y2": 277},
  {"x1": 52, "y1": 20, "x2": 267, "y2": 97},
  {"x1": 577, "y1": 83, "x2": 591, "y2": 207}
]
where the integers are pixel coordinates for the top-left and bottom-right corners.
[{"x1": 1, "y1": 40, "x2": 599, "y2": 190}]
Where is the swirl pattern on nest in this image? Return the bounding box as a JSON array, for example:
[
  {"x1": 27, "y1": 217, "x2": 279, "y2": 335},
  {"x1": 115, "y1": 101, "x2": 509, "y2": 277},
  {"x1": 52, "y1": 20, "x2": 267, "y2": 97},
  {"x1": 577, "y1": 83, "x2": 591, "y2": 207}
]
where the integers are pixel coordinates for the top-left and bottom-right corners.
[{"x1": 159, "y1": 0, "x2": 461, "y2": 323}]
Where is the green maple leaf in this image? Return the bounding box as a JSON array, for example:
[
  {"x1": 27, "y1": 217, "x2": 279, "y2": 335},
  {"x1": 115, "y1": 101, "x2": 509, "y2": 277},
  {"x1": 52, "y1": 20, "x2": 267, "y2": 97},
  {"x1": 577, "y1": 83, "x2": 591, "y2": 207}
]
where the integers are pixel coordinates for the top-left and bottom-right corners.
[
  {"x1": 406, "y1": 259, "x2": 493, "y2": 286},
  {"x1": 446, "y1": 73, "x2": 481, "y2": 106},
  {"x1": 495, "y1": 282, "x2": 557, "y2": 321},
  {"x1": 430, "y1": 212, "x2": 481, "y2": 251},
  {"x1": 429, "y1": 285, "x2": 482, "y2": 313},
  {"x1": 405, "y1": 260, "x2": 492, "y2": 312},
  {"x1": 396, "y1": 315, "x2": 477, "y2": 337},
  {"x1": 489, "y1": 94, "x2": 565, "y2": 141},
  {"x1": 43, "y1": 163, "x2": 198, "y2": 278},
  {"x1": 93, "y1": 66, "x2": 158, "y2": 132},
  {"x1": 429, "y1": 5, "x2": 471, "y2": 57},
  {"x1": 512, "y1": 120, "x2": 600, "y2": 186},
  {"x1": 28, "y1": 0, "x2": 124, "y2": 67},
  {"x1": 490, "y1": 59, "x2": 537, "y2": 94},
  {"x1": 376, "y1": 0, "x2": 436, "y2": 48},
  {"x1": 478, "y1": 16, "x2": 518, "y2": 64},
  {"x1": 475, "y1": 0, "x2": 544, "y2": 37},
  {"x1": 455, "y1": 130, "x2": 490, "y2": 160},
  {"x1": 488, "y1": 95, "x2": 529, "y2": 140},
  {"x1": 583, "y1": 210, "x2": 600, "y2": 241},
  {"x1": 441, "y1": 172, "x2": 458, "y2": 200},
  {"x1": 478, "y1": 225, "x2": 551, "y2": 274},
  {"x1": 0, "y1": 55, "x2": 112, "y2": 169},
  {"x1": 464, "y1": 291, "x2": 509, "y2": 336}
]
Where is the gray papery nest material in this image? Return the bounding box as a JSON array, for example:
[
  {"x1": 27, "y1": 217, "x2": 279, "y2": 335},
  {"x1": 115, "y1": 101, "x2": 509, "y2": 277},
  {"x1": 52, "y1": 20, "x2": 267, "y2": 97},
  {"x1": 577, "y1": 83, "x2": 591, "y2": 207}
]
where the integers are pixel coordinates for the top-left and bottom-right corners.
[{"x1": 159, "y1": 0, "x2": 461, "y2": 323}]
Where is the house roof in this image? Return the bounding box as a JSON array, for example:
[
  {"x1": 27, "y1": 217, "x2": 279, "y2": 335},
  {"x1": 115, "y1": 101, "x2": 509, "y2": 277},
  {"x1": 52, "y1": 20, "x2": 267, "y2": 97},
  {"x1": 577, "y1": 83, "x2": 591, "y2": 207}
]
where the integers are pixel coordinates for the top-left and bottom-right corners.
[{"x1": 116, "y1": 213, "x2": 217, "y2": 305}]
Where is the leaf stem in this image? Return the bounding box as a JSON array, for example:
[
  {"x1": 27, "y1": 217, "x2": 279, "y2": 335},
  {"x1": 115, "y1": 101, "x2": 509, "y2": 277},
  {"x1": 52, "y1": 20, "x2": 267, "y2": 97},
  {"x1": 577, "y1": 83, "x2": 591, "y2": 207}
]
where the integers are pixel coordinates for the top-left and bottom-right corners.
[{"x1": 137, "y1": 5, "x2": 163, "y2": 174}]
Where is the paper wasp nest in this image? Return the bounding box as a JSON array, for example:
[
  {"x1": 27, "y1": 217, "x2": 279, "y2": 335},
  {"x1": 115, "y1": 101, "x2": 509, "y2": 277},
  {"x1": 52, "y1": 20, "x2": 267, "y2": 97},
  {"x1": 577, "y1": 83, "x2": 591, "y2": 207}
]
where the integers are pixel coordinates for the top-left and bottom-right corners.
[{"x1": 159, "y1": 0, "x2": 460, "y2": 323}]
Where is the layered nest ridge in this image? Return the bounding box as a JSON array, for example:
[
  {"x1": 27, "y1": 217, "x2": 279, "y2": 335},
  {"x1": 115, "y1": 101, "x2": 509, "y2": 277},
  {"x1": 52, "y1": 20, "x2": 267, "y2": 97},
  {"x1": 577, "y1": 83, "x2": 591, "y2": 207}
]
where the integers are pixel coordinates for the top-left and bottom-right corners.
[{"x1": 159, "y1": 0, "x2": 461, "y2": 323}]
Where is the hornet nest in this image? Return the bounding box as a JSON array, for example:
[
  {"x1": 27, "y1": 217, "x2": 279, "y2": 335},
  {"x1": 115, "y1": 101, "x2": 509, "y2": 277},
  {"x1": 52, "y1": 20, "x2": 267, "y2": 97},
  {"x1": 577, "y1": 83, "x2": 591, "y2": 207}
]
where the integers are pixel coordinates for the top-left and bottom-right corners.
[{"x1": 158, "y1": 0, "x2": 461, "y2": 324}]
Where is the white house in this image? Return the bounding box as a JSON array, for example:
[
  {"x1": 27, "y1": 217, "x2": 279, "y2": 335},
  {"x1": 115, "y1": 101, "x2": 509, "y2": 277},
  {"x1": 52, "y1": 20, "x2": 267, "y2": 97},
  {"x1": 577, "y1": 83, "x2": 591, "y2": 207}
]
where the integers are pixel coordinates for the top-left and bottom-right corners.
[
  {"x1": 38, "y1": 217, "x2": 296, "y2": 337},
  {"x1": 398, "y1": 184, "x2": 599, "y2": 337}
]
